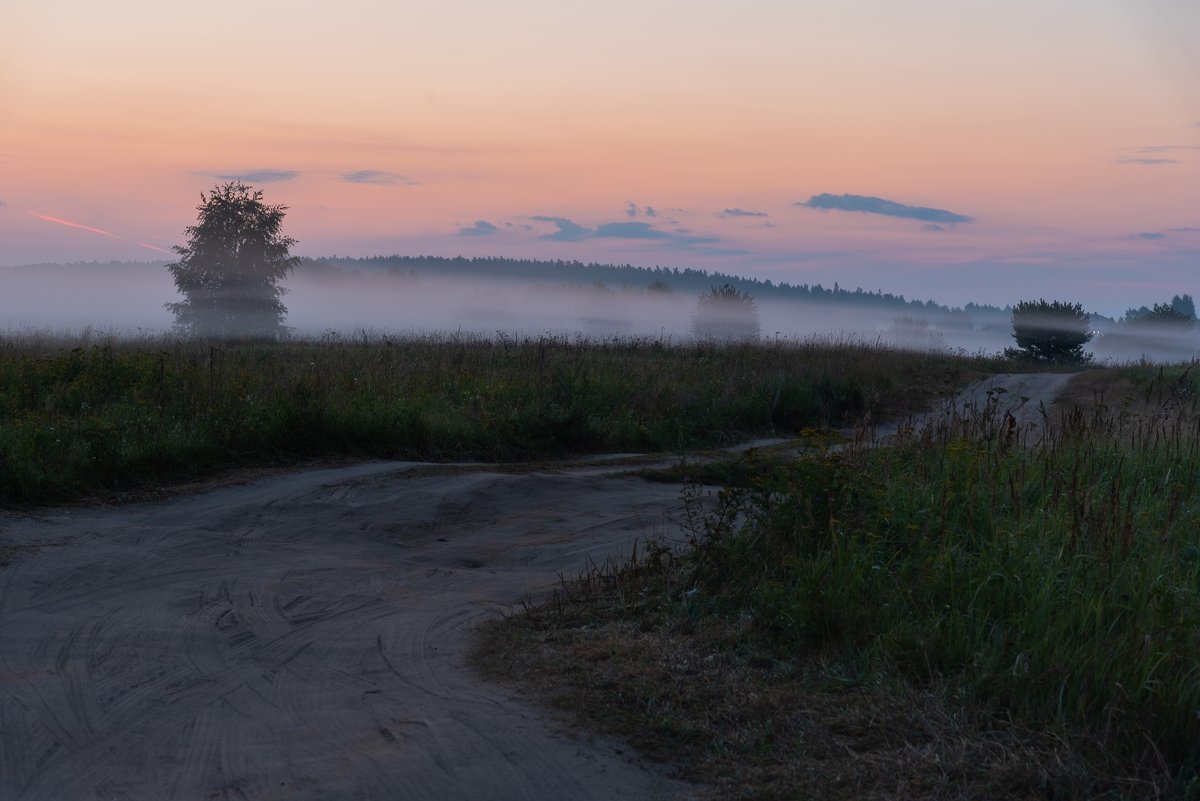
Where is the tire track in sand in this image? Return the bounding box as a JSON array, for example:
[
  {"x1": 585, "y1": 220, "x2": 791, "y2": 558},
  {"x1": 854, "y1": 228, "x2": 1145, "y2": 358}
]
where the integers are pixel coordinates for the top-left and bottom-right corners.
[{"x1": 0, "y1": 464, "x2": 701, "y2": 800}]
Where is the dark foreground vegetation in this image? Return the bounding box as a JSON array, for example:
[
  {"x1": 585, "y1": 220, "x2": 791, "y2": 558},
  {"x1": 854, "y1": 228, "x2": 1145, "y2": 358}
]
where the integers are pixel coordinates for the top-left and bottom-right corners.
[
  {"x1": 477, "y1": 364, "x2": 1200, "y2": 800},
  {"x1": 0, "y1": 332, "x2": 1003, "y2": 505}
]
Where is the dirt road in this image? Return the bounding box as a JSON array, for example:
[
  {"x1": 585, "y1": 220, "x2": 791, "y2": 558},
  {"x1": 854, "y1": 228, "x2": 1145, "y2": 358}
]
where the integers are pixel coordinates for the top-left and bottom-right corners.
[
  {"x1": 941, "y1": 371, "x2": 1076, "y2": 426},
  {"x1": 0, "y1": 373, "x2": 1074, "y2": 800},
  {"x1": 866, "y1": 371, "x2": 1077, "y2": 441},
  {"x1": 0, "y1": 463, "x2": 701, "y2": 800}
]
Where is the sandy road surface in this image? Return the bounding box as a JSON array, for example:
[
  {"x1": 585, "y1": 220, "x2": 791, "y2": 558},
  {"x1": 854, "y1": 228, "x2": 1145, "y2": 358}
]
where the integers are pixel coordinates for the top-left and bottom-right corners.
[
  {"x1": 0, "y1": 373, "x2": 1075, "y2": 801},
  {"x1": 0, "y1": 463, "x2": 701, "y2": 800},
  {"x1": 867, "y1": 372, "x2": 1076, "y2": 441},
  {"x1": 942, "y1": 372, "x2": 1076, "y2": 426}
]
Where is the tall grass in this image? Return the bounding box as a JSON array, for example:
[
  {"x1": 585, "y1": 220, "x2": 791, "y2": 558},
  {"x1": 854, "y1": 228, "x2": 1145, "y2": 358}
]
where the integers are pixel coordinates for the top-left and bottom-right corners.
[
  {"x1": 0, "y1": 331, "x2": 1002, "y2": 504},
  {"x1": 673, "y1": 366, "x2": 1200, "y2": 784}
]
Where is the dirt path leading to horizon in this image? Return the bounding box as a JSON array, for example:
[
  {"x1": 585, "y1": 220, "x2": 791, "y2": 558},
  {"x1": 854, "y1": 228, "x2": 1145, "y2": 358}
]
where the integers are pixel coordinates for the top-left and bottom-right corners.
[
  {"x1": 864, "y1": 371, "x2": 1077, "y2": 442},
  {"x1": 941, "y1": 371, "x2": 1076, "y2": 426},
  {"x1": 0, "y1": 373, "x2": 1074, "y2": 801}
]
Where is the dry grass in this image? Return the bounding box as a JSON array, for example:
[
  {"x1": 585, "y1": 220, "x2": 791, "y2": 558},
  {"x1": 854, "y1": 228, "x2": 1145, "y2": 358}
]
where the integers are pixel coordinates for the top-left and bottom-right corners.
[
  {"x1": 473, "y1": 361, "x2": 1200, "y2": 800},
  {"x1": 474, "y1": 586, "x2": 1153, "y2": 801}
]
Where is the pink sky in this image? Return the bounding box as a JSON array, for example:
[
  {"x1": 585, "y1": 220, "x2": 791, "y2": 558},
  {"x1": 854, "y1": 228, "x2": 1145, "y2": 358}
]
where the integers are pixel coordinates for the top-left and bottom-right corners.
[{"x1": 1, "y1": 0, "x2": 1198, "y2": 314}]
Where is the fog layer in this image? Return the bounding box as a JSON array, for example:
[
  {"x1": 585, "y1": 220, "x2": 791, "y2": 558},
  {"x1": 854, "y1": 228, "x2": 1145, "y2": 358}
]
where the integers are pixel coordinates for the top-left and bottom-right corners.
[{"x1": 1, "y1": 261, "x2": 1196, "y2": 362}]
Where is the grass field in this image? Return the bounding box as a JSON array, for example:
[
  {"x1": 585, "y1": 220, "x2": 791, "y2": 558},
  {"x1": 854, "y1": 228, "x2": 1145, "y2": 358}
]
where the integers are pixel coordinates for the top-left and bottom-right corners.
[
  {"x1": 10, "y1": 330, "x2": 1194, "y2": 796},
  {"x1": 476, "y1": 363, "x2": 1200, "y2": 800},
  {"x1": 0, "y1": 331, "x2": 1005, "y2": 505}
]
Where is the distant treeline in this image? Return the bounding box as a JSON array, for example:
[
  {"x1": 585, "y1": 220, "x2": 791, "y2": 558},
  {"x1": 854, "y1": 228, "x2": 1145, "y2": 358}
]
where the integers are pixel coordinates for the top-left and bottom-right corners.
[
  {"x1": 3, "y1": 256, "x2": 1017, "y2": 326},
  {"x1": 300, "y1": 255, "x2": 1009, "y2": 320}
]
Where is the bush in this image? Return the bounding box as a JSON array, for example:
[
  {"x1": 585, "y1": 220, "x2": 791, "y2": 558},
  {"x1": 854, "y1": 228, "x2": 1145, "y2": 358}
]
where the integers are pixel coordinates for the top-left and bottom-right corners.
[
  {"x1": 1004, "y1": 299, "x2": 1092, "y2": 364},
  {"x1": 691, "y1": 284, "x2": 760, "y2": 341}
]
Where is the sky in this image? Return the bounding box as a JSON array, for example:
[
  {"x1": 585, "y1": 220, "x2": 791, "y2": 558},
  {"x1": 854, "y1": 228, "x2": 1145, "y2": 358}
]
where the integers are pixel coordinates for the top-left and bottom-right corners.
[{"x1": 2, "y1": 0, "x2": 1198, "y2": 316}]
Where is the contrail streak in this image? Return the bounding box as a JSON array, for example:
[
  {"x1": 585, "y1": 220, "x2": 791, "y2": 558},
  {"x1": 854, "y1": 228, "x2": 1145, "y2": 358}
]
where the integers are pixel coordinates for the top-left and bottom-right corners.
[
  {"x1": 139, "y1": 242, "x2": 172, "y2": 254},
  {"x1": 30, "y1": 212, "x2": 120, "y2": 239}
]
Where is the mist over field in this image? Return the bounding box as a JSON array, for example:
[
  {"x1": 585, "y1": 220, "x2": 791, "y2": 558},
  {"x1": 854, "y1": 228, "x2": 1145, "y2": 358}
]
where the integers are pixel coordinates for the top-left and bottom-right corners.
[{"x1": 1, "y1": 259, "x2": 1197, "y2": 362}]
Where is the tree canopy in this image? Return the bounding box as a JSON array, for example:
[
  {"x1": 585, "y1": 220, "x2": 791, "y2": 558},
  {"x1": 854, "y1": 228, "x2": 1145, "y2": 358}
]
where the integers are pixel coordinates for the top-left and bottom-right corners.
[
  {"x1": 1005, "y1": 299, "x2": 1093, "y2": 364},
  {"x1": 166, "y1": 182, "x2": 299, "y2": 338},
  {"x1": 1123, "y1": 295, "x2": 1196, "y2": 328}
]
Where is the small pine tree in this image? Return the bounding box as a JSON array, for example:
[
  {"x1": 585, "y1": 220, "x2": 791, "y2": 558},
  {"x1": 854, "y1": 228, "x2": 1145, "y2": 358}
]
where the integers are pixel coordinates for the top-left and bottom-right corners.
[
  {"x1": 1005, "y1": 299, "x2": 1093, "y2": 364},
  {"x1": 166, "y1": 182, "x2": 299, "y2": 339},
  {"x1": 691, "y1": 284, "x2": 760, "y2": 341}
]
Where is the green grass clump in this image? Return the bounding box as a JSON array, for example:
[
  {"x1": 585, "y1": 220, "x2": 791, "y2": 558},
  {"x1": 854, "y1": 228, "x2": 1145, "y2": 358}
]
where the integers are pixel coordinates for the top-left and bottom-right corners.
[
  {"x1": 0, "y1": 331, "x2": 1000, "y2": 505},
  {"x1": 677, "y1": 389, "x2": 1200, "y2": 785}
]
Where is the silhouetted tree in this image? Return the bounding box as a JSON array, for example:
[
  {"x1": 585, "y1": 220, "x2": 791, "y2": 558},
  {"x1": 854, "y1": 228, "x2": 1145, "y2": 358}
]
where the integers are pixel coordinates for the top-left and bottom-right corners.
[
  {"x1": 1005, "y1": 299, "x2": 1093, "y2": 364},
  {"x1": 166, "y1": 182, "x2": 299, "y2": 338},
  {"x1": 1146, "y1": 303, "x2": 1193, "y2": 327},
  {"x1": 1172, "y1": 294, "x2": 1197, "y2": 320},
  {"x1": 691, "y1": 284, "x2": 760, "y2": 341}
]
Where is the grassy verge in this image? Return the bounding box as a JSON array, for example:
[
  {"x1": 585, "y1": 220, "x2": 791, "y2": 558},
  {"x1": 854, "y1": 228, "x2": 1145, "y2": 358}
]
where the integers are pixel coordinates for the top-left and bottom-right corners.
[
  {"x1": 0, "y1": 332, "x2": 1003, "y2": 505},
  {"x1": 475, "y1": 364, "x2": 1200, "y2": 800}
]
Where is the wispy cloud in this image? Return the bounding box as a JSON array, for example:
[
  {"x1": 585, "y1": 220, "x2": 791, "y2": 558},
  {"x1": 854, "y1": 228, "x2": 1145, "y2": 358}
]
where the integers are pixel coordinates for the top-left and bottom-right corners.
[
  {"x1": 718, "y1": 208, "x2": 768, "y2": 218},
  {"x1": 1116, "y1": 157, "x2": 1181, "y2": 165},
  {"x1": 212, "y1": 169, "x2": 299, "y2": 183},
  {"x1": 1114, "y1": 144, "x2": 1198, "y2": 166},
  {"x1": 30, "y1": 212, "x2": 120, "y2": 239},
  {"x1": 530, "y1": 215, "x2": 727, "y2": 249},
  {"x1": 798, "y1": 193, "x2": 973, "y2": 224},
  {"x1": 1137, "y1": 145, "x2": 1200, "y2": 153},
  {"x1": 342, "y1": 170, "x2": 418, "y2": 186},
  {"x1": 0, "y1": 199, "x2": 7, "y2": 209},
  {"x1": 923, "y1": 223, "x2": 946, "y2": 232},
  {"x1": 458, "y1": 220, "x2": 498, "y2": 236},
  {"x1": 139, "y1": 242, "x2": 172, "y2": 254},
  {"x1": 1127, "y1": 227, "x2": 1200, "y2": 240}
]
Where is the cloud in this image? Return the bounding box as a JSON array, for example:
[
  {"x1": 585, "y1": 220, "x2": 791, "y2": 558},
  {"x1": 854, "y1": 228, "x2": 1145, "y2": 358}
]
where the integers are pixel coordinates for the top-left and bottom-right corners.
[
  {"x1": 343, "y1": 170, "x2": 418, "y2": 186},
  {"x1": 923, "y1": 223, "x2": 946, "y2": 232},
  {"x1": 1137, "y1": 145, "x2": 1200, "y2": 153},
  {"x1": 0, "y1": 199, "x2": 6, "y2": 209},
  {"x1": 718, "y1": 208, "x2": 768, "y2": 218},
  {"x1": 531, "y1": 215, "x2": 591, "y2": 242},
  {"x1": 458, "y1": 220, "x2": 498, "y2": 236},
  {"x1": 797, "y1": 193, "x2": 973, "y2": 224},
  {"x1": 1132, "y1": 231, "x2": 1167, "y2": 240},
  {"x1": 529, "y1": 214, "x2": 727, "y2": 249},
  {"x1": 213, "y1": 169, "x2": 299, "y2": 183},
  {"x1": 593, "y1": 221, "x2": 670, "y2": 240},
  {"x1": 1171, "y1": 226, "x2": 1200, "y2": 233},
  {"x1": 1113, "y1": 145, "x2": 1198, "y2": 166},
  {"x1": 1116, "y1": 157, "x2": 1181, "y2": 165},
  {"x1": 675, "y1": 235, "x2": 723, "y2": 246},
  {"x1": 624, "y1": 202, "x2": 658, "y2": 219}
]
